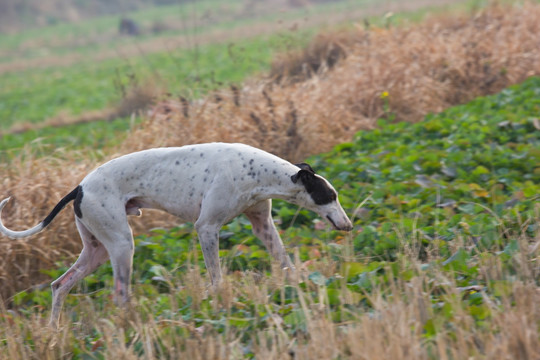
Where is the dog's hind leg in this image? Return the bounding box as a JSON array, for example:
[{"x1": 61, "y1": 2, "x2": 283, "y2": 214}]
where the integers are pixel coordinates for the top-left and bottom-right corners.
[
  {"x1": 89, "y1": 223, "x2": 135, "y2": 307},
  {"x1": 74, "y1": 194, "x2": 136, "y2": 309},
  {"x1": 244, "y1": 200, "x2": 295, "y2": 271},
  {"x1": 49, "y1": 218, "x2": 109, "y2": 329}
]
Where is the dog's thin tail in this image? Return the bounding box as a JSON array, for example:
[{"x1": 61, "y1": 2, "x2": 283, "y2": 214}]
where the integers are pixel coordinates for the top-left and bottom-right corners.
[{"x1": 0, "y1": 186, "x2": 81, "y2": 239}]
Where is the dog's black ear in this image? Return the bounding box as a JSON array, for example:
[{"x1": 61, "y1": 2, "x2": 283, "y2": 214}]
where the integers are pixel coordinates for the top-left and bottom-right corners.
[
  {"x1": 291, "y1": 163, "x2": 316, "y2": 184},
  {"x1": 291, "y1": 168, "x2": 315, "y2": 184},
  {"x1": 294, "y1": 163, "x2": 315, "y2": 174},
  {"x1": 291, "y1": 162, "x2": 338, "y2": 205}
]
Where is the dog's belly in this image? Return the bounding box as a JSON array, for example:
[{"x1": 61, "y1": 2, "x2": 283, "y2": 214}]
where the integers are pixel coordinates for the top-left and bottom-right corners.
[{"x1": 125, "y1": 195, "x2": 203, "y2": 223}]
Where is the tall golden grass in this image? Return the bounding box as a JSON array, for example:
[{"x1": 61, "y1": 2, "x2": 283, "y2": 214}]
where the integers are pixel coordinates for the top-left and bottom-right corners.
[
  {"x1": 1, "y1": 1, "x2": 540, "y2": 301},
  {"x1": 1, "y1": 250, "x2": 538, "y2": 359}
]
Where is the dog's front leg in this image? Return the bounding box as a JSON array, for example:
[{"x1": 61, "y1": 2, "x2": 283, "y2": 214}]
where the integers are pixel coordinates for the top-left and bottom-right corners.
[
  {"x1": 244, "y1": 200, "x2": 295, "y2": 272},
  {"x1": 195, "y1": 222, "x2": 222, "y2": 286}
]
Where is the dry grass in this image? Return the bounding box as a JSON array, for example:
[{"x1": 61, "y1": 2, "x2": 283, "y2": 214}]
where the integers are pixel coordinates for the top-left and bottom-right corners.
[
  {"x1": 1, "y1": 1, "x2": 540, "y2": 302},
  {"x1": 269, "y1": 30, "x2": 354, "y2": 84},
  {"x1": 1, "y1": 251, "x2": 538, "y2": 359}
]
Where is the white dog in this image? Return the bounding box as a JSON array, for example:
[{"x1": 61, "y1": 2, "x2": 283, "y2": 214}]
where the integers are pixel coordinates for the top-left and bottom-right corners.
[{"x1": 0, "y1": 143, "x2": 352, "y2": 327}]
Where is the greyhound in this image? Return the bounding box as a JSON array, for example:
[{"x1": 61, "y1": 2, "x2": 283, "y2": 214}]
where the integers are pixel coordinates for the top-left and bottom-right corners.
[{"x1": 0, "y1": 143, "x2": 352, "y2": 328}]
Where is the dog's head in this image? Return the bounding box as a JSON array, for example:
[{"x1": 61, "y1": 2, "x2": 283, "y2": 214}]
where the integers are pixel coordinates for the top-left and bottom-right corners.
[{"x1": 291, "y1": 163, "x2": 353, "y2": 231}]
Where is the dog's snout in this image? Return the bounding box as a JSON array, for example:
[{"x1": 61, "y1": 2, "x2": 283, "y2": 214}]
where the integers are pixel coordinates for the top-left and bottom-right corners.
[{"x1": 327, "y1": 215, "x2": 353, "y2": 231}]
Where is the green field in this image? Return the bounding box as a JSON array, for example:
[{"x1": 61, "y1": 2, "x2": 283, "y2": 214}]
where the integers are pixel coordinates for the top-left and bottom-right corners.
[
  {"x1": 6, "y1": 76, "x2": 539, "y2": 358},
  {"x1": 0, "y1": 34, "x2": 316, "y2": 161},
  {"x1": 0, "y1": 0, "x2": 479, "y2": 157},
  {"x1": 0, "y1": 35, "x2": 298, "y2": 157},
  {"x1": 1, "y1": 0, "x2": 379, "y2": 129},
  {"x1": 0, "y1": 0, "x2": 315, "y2": 156},
  {"x1": 0, "y1": 31, "x2": 308, "y2": 129},
  {"x1": 0, "y1": 0, "x2": 376, "y2": 63}
]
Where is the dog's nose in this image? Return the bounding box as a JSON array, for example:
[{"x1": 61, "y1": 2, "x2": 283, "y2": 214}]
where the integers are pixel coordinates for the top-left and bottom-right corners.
[
  {"x1": 341, "y1": 221, "x2": 353, "y2": 232},
  {"x1": 339, "y1": 216, "x2": 353, "y2": 231}
]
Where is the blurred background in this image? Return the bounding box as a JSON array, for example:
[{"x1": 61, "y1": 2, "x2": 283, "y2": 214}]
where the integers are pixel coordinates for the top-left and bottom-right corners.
[{"x1": 0, "y1": 0, "x2": 465, "y2": 156}]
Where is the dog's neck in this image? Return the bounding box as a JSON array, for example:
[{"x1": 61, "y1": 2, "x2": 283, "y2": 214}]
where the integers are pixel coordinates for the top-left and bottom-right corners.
[{"x1": 249, "y1": 170, "x2": 307, "y2": 207}]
